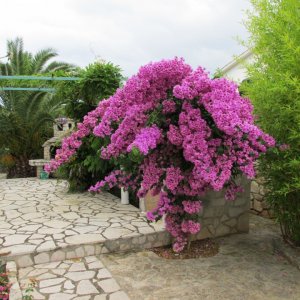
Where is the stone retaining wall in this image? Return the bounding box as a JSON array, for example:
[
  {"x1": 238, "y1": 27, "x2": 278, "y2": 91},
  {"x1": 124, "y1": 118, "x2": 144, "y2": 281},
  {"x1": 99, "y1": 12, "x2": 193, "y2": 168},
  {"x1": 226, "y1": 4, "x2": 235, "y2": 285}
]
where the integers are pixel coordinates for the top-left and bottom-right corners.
[
  {"x1": 250, "y1": 177, "x2": 273, "y2": 218},
  {"x1": 3, "y1": 230, "x2": 171, "y2": 268}
]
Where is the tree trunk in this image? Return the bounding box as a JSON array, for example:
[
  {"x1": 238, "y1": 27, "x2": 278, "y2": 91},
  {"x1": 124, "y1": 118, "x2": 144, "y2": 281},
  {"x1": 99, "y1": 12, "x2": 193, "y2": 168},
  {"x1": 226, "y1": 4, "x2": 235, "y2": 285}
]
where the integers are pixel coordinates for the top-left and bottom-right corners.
[{"x1": 7, "y1": 156, "x2": 35, "y2": 178}]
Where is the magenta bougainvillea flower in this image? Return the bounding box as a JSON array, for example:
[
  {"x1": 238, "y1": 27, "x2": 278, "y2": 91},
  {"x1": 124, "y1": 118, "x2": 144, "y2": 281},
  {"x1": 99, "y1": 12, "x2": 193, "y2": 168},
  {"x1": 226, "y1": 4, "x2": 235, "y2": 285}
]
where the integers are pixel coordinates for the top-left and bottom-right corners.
[{"x1": 45, "y1": 58, "x2": 275, "y2": 252}]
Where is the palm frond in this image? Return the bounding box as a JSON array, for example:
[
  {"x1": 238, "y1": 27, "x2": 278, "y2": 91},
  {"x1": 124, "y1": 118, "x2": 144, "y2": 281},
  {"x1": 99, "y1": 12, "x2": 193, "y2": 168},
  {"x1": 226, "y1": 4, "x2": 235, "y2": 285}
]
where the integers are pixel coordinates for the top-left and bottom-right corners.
[
  {"x1": 32, "y1": 48, "x2": 58, "y2": 73},
  {"x1": 43, "y1": 61, "x2": 76, "y2": 73}
]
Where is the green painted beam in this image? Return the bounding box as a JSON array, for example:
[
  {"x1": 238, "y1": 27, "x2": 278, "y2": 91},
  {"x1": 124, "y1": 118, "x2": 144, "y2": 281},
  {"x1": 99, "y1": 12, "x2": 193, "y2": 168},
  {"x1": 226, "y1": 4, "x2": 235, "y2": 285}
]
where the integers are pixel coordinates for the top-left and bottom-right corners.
[
  {"x1": 0, "y1": 75, "x2": 80, "y2": 81},
  {"x1": 0, "y1": 87, "x2": 55, "y2": 92}
]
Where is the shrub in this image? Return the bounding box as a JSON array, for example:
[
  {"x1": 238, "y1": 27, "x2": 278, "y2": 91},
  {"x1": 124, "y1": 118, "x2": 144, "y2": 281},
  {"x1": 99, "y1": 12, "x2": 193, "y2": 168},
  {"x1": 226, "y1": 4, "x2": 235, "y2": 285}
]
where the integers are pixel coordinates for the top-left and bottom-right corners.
[
  {"x1": 46, "y1": 58, "x2": 274, "y2": 252},
  {"x1": 243, "y1": 0, "x2": 300, "y2": 245}
]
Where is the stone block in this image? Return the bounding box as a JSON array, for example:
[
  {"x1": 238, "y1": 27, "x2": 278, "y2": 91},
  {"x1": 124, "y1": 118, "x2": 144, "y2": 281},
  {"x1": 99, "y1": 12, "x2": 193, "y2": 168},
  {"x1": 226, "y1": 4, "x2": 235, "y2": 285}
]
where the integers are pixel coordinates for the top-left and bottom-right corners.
[
  {"x1": 203, "y1": 207, "x2": 215, "y2": 218},
  {"x1": 228, "y1": 206, "x2": 247, "y2": 218},
  {"x1": 224, "y1": 218, "x2": 237, "y2": 228},
  {"x1": 147, "y1": 234, "x2": 156, "y2": 242},
  {"x1": 253, "y1": 193, "x2": 264, "y2": 201},
  {"x1": 51, "y1": 250, "x2": 66, "y2": 262},
  {"x1": 207, "y1": 224, "x2": 216, "y2": 236},
  {"x1": 212, "y1": 197, "x2": 226, "y2": 206},
  {"x1": 16, "y1": 255, "x2": 33, "y2": 268},
  {"x1": 253, "y1": 199, "x2": 263, "y2": 212},
  {"x1": 213, "y1": 206, "x2": 226, "y2": 217},
  {"x1": 66, "y1": 251, "x2": 76, "y2": 259},
  {"x1": 97, "y1": 278, "x2": 120, "y2": 293},
  {"x1": 34, "y1": 252, "x2": 50, "y2": 264},
  {"x1": 220, "y1": 214, "x2": 230, "y2": 223},
  {"x1": 251, "y1": 181, "x2": 260, "y2": 194},
  {"x1": 194, "y1": 226, "x2": 210, "y2": 240},
  {"x1": 84, "y1": 245, "x2": 95, "y2": 256},
  {"x1": 215, "y1": 224, "x2": 231, "y2": 236},
  {"x1": 95, "y1": 245, "x2": 103, "y2": 255},
  {"x1": 110, "y1": 291, "x2": 130, "y2": 300},
  {"x1": 75, "y1": 247, "x2": 85, "y2": 257},
  {"x1": 237, "y1": 213, "x2": 249, "y2": 233}
]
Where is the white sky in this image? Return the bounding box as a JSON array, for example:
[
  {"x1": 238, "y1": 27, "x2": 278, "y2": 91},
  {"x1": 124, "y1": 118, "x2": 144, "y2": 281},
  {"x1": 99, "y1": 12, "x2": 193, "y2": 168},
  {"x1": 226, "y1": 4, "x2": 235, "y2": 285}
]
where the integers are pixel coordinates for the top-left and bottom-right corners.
[{"x1": 0, "y1": 0, "x2": 251, "y2": 76}]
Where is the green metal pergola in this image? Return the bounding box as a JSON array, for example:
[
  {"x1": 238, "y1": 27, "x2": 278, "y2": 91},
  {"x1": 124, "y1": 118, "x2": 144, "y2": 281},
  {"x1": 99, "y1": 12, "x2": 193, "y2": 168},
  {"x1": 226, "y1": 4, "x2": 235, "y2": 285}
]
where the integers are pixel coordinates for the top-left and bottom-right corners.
[{"x1": 0, "y1": 75, "x2": 80, "y2": 92}]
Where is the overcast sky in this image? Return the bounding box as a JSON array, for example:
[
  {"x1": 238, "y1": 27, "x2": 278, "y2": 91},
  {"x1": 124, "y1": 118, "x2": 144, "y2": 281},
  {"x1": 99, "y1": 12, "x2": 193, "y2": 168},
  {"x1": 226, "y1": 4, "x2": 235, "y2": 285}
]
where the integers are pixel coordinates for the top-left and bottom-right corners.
[{"x1": 0, "y1": 0, "x2": 251, "y2": 77}]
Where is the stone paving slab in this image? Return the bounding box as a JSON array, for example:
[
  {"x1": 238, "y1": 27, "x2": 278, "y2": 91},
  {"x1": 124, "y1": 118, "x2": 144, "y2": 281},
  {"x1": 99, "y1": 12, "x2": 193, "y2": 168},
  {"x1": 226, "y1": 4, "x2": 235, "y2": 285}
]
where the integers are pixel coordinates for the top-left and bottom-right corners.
[
  {"x1": 0, "y1": 178, "x2": 165, "y2": 267},
  {"x1": 18, "y1": 255, "x2": 130, "y2": 300}
]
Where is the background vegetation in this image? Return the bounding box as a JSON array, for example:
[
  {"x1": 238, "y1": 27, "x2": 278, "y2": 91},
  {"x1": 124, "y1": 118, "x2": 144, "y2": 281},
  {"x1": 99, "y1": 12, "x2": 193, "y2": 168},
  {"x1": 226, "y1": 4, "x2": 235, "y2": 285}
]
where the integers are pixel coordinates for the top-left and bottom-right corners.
[
  {"x1": 0, "y1": 38, "x2": 73, "y2": 177},
  {"x1": 243, "y1": 0, "x2": 300, "y2": 245}
]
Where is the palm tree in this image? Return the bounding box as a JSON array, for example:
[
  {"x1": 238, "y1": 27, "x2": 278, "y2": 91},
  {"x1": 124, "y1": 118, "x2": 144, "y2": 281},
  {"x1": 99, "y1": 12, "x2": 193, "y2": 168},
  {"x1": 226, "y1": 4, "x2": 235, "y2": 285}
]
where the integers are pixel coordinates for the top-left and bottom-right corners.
[{"x1": 0, "y1": 37, "x2": 75, "y2": 178}]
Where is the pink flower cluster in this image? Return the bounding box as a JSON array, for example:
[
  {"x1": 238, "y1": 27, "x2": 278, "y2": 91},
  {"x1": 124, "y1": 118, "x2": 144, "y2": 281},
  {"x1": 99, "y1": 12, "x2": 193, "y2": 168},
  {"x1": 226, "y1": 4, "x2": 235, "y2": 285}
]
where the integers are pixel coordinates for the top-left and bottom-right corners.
[
  {"x1": 182, "y1": 200, "x2": 202, "y2": 214},
  {"x1": 181, "y1": 220, "x2": 201, "y2": 234},
  {"x1": 45, "y1": 58, "x2": 275, "y2": 252},
  {"x1": 89, "y1": 170, "x2": 139, "y2": 193},
  {"x1": 162, "y1": 100, "x2": 177, "y2": 114},
  {"x1": 165, "y1": 166, "x2": 183, "y2": 193},
  {"x1": 224, "y1": 183, "x2": 245, "y2": 201},
  {"x1": 127, "y1": 125, "x2": 162, "y2": 155}
]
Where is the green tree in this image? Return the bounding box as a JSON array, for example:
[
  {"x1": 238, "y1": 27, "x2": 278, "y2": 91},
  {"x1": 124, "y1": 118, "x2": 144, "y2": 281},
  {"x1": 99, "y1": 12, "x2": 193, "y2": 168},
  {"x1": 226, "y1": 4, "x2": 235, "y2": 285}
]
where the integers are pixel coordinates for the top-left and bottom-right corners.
[
  {"x1": 243, "y1": 0, "x2": 300, "y2": 245},
  {"x1": 55, "y1": 61, "x2": 123, "y2": 121},
  {"x1": 0, "y1": 37, "x2": 74, "y2": 178},
  {"x1": 54, "y1": 61, "x2": 123, "y2": 191}
]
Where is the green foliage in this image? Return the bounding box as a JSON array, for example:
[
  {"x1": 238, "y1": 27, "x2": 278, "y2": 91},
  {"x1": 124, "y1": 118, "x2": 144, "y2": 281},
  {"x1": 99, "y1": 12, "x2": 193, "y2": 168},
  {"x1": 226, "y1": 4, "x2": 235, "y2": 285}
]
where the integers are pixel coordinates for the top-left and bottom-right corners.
[
  {"x1": 243, "y1": 0, "x2": 300, "y2": 244},
  {"x1": 56, "y1": 135, "x2": 114, "y2": 192},
  {"x1": 213, "y1": 68, "x2": 224, "y2": 79},
  {"x1": 0, "y1": 37, "x2": 74, "y2": 177},
  {"x1": 54, "y1": 61, "x2": 123, "y2": 121},
  {"x1": 22, "y1": 282, "x2": 34, "y2": 300}
]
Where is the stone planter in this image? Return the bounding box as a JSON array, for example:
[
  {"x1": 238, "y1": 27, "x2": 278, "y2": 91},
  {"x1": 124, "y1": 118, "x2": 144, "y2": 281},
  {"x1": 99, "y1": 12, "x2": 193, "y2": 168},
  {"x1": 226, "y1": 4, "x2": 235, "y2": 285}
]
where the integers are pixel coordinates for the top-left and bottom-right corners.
[
  {"x1": 140, "y1": 176, "x2": 251, "y2": 239},
  {"x1": 140, "y1": 190, "x2": 160, "y2": 212},
  {"x1": 194, "y1": 176, "x2": 250, "y2": 240}
]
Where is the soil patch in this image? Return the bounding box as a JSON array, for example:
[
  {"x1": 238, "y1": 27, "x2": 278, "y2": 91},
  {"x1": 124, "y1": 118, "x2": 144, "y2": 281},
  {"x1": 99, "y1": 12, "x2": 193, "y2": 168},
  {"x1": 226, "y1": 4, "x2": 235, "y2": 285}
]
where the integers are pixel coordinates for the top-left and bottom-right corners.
[{"x1": 150, "y1": 238, "x2": 219, "y2": 259}]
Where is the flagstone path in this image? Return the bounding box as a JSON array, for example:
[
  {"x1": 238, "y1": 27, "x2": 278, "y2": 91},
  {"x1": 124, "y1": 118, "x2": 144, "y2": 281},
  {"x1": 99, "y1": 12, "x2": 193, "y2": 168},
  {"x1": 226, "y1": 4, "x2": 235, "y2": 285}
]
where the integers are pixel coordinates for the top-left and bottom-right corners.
[
  {"x1": 18, "y1": 256, "x2": 130, "y2": 300},
  {"x1": 0, "y1": 178, "x2": 167, "y2": 267}
]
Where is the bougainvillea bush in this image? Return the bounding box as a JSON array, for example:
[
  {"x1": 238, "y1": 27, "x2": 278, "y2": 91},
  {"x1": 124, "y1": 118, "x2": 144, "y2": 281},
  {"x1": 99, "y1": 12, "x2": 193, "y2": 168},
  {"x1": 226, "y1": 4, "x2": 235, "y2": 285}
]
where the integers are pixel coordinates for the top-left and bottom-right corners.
[{"x1": 46, "y1": 58, "x2": 275, "y2": 252}]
